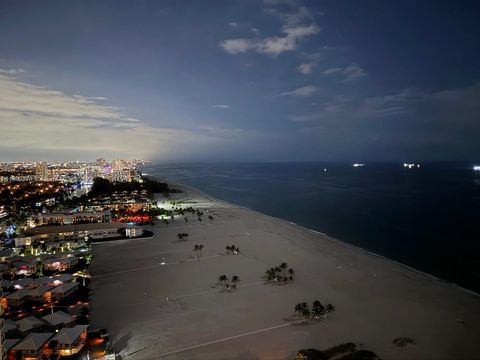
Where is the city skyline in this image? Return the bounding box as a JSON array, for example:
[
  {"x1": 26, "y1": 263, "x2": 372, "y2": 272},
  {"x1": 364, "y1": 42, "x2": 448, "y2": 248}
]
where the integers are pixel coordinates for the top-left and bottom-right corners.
[{"x1": 1, "y1": 0, "x2": 480, "y2": 162}]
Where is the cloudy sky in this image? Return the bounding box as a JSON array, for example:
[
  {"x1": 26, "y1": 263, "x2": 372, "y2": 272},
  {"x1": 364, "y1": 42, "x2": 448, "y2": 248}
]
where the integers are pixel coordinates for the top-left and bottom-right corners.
[{"x1": 1, "y1": 0, "x2": 479, "y2": 161}]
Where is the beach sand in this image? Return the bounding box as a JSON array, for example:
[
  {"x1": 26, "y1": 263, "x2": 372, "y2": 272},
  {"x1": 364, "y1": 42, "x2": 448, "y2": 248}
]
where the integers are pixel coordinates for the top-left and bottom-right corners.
[{"x1": 89, "y1": 183, "x2": 480, "y2": 360}]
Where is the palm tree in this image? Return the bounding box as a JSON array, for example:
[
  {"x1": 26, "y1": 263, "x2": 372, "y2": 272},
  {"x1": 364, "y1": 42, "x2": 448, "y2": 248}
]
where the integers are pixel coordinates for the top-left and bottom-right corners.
[
  {"x1": 280, "y1": 262, "x2": 288, "y2": 277},
  {"x1": 234, "y1": 246, "x2": 240, "y2": 254},
  {"x1": 325, "y1": 304, "x2": 335, "y2": 313},
  {"x1": 288, "y1": 268, "x2": 295, "y2": 280},
  {"x1": 84, "y1": 254, "x2": 93, "y2": 265},
  {"x1": 231, "y1": 275, "x2": 240, "y2": 288},
  {"x1": 312, "y1": 300, "x2": 325, "y2": 319},
  {"x1": 294, "y1": 302, "x2": 309, "y2": 319},
  {"x1": 294, "y1": 303, "x2": 303, "y2": 318},
  {"x1": 193, "y1": 244, "x2": 204, "y2": 259},
  {"x1": 265, "y1": 268, "x2": 275, "y2": 281},
  {"x1": 226, "y1": 245, "x2": 232, "y2": 255},
  {"x1": 301, "y1": 306, "x2": 311, "y2": 320},
  {"x1": 218, "y1": 274, "x2": 229, "y2": 290}
]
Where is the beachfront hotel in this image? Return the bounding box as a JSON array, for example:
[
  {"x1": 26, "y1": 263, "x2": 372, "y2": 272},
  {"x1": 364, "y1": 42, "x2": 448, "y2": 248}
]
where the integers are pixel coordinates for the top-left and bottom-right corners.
[
  {"x1": 18, "y1": 222, "x2": 143, "y2": 245},
  {"x1": 29, "y1": 210, "x2": 111, "y2": 227}
]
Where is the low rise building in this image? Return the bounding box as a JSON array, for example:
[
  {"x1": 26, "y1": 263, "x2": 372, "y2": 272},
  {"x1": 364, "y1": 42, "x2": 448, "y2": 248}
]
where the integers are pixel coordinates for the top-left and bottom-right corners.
[
  {"x1": 4, "y1": 338, "x2": 21, "y2": 358},
  {"x1": 6, "y1": 289, "x2": 29, "y2": 308},
  {"x1": 50, "y1": 282, "x2": 78, "y2": 301},
  {"x1": 52, "y1": 325, "x2": 88, "y2": 357},
  {"x1": 30, "y1": 210, "x2": 110, "y2": 226},
  {"x1": 12, "y1": 277, "x2": 37, "y2": 290},
  {"x1": 0, "y1": 248, "x2": 13, "y2": 262},
  {"x1": 12, "y1": 261, "x2": 38, "y2": 276},
  {"x1": 11, "y1": 332, "x2": 53, "y2": 360},
  {"x1": 43, "y1": 256, "x2": 79, "y2": 272},
  {"x1": 49, "y1": 273, "x2": 74, "y2": 286},
  {"x1": 26, "y1": 286, "x2": 52, "y2": 303},
  {"x1": 42, "y1": 311, "x2": 75, "y2": 330},
  {"x1": 23, "y1": 222, "x2": 143, "y2": 243},
  {"x1": 15, "y1": 316, "x2": 48, "y2": 334},
  {"x1": 3, "y1": 319, "x2": 19, "y2": 338}
]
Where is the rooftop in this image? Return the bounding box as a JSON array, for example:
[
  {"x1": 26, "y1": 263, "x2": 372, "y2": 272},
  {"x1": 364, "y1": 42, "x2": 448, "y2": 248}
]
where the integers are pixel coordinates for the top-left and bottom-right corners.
[
  {"x1": 42, "y1": 310, "x2": 75, "y2": 327},
  {"x1": 4, "y1": 318, "x2": 19, "y2": 333},
  {"x1": 15, "y1": 316, "x2": 47, "y2": 333},
  {"x1": 24, "y1": 222, "x2": 134, "y2": 236},
  {"x1": 27, "y1": 285, "x2": 53, "y2": 297},
  {"x1": 53, "y1": 325, "x2": 89, "y2": 345},
  {"x1": 4, "y1": 339, "x2": 21, "y2": 353},
  {"x1": 50, "y1": 282, "x2": 78, "y2": 294},
  {"x1": 13, "y1": 332, "x2": 54, "y2": 351},
  {"x1": 6, "y1": 289, "x2": 30, "y2": 300}
]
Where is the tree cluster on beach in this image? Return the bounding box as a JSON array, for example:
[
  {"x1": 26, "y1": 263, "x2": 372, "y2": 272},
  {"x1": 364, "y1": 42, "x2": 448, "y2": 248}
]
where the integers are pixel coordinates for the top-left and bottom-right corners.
[
  {"x1": 265, "y1": 262, "x2": 295, "y2": 283},
  {"x1": 177, "y1": 232, "x2": 189, "y2": 241},
  {"x1": 218, "y1": 274, "x2": 241, "y2": 291},
  {"x1": 225, "y1": 245, "x2": 240, "y2": 255},
  {"x1": 173, "y1": 206, "x2": 197, "y2": 216},
  {"x1": 294, "y1": 300, "x2": 335, "y2": 321},
  {"x1": 193, "y1": 244, "x2": 204, "y2": 259},
  {"x1": 294, "y1": 342, "x2": 381, "y2": 360}
]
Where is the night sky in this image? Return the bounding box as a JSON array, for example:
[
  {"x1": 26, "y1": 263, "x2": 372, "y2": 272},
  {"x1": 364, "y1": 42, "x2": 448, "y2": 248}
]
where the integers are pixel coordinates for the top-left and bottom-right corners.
[{"x1": 1, "y1": 0, "x2": 479, "y2": 161}]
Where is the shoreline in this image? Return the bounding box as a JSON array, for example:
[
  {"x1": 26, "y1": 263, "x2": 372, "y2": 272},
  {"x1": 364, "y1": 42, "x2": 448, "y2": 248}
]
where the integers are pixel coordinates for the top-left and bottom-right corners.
[
  {"x1": 89, "y1": 177, "x2": 480, "y2": 359},
  {"x1": 153, "y1": 175, "x2": 480, "y2": 298}
]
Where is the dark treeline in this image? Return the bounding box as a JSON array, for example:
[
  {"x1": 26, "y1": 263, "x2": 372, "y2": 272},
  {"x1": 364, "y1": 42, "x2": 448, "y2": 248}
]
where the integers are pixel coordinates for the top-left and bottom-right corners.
[{"x1": 89, "y1": 177, "x2": 179, "y2": 196}]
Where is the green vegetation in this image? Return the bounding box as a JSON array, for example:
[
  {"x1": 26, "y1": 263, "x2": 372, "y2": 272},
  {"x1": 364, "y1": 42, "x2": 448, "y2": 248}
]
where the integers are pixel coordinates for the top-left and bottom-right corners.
[
  {"x1": 225, "y1": 245, "x2": 240, "y2": 255},
  {"x1": 265, "y1": 262, "x2": 295, "y2": 283},
  {"x1": 89, "y1": 177, "x2": 179, "y2": 196},
  {"x1": 193, "y1": 244, "x2": 204, "y2": 259},
  {"x1": 231, "y1": 275, "x2": 240, "y2": 288},
  {"x1": 294, "y1": 300, "x2": 335, "y2": 321},
  {"x1": 295, "y1": 342, "x2": 381, "y2": 360},
  {"x1": 294, "y1": 302, "x2": 310, "y2": 320},
  {"x1": 217, "y1": 274, "x2": 241, "y2": 291},
  {"x1": 177, "y1": 232, "x2": 189, "y2": 241}
]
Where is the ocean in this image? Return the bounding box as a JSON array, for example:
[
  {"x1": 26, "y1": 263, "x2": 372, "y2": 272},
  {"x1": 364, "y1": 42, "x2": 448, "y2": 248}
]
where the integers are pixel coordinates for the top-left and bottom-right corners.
[{"x1": 145, "y1": 162, "x2": 480, "y2": 293}]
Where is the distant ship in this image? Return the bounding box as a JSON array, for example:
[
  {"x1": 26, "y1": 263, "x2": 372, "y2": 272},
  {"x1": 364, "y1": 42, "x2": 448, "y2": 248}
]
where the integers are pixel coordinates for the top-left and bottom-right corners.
[
  {"x1": 473, "y1": 166, "x2": 480, "y2": 171},
  {"x1": 352, "y1": 163, "x2": 365, "y2": 167},
  {"x1": 403, "y1": 163, "x2": 420, "y2": 169}
]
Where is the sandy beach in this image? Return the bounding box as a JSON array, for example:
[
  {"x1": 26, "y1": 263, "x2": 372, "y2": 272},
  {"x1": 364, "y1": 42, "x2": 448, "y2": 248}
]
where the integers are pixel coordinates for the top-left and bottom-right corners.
[{"x1": 89, "y1": 182, "x2": 480, "y2": 360}]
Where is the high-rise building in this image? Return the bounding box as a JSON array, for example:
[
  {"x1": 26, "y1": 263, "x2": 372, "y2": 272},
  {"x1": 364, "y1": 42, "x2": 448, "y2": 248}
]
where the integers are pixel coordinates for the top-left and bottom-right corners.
[
  {"x1": 35, "y1": 162, "x2": 49, "y2": 181},
  {"x1": 112, "y1": 159, "x2": 125, "y2": 172}
]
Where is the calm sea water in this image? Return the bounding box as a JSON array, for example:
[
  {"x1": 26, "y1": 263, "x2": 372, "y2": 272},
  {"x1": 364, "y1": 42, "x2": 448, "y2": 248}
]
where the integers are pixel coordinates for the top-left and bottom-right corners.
[{"x1": 145, "y1": 162, "x2": 480, "y2": 293}]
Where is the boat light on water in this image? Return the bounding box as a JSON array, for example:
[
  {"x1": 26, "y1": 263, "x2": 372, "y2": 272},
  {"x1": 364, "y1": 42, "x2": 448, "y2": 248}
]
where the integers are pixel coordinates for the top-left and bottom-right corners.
[
  {"x1": 404, "y1": 163, "x2": 421, "y2": 169},
  {"x1": 353, "y1": 163, "x2": 365, "y2": 167},
  {"x1": 474, "y1": 166, "x2": 480, "y2": 171}
]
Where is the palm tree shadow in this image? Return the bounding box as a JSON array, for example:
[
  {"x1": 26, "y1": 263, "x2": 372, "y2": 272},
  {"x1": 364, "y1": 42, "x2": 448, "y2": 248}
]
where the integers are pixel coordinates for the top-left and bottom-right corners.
[
  {"x1": 229, "y1": 352, "x2": 261, "y2": 360},
  {"x1": 291, "y1": 321, "x2": 312, "y2": 327},
  {"x1": 113, "y1": 331, "x2": 132, "y2": 357}
]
